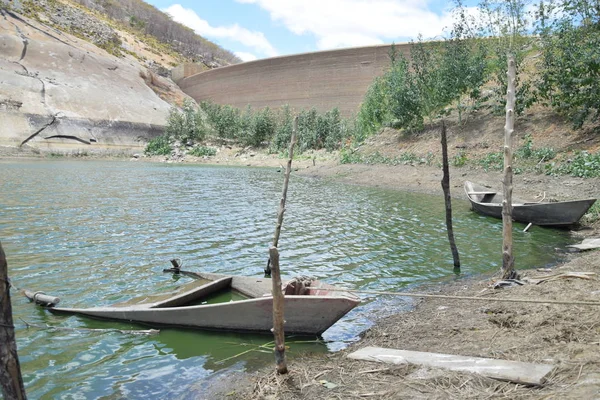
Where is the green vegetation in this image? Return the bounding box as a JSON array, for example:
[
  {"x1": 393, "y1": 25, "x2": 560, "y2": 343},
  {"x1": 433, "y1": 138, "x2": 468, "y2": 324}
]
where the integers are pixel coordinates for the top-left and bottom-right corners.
[
  {"x1": 144, "y1": 135, "x2": 171, "y2": 156},
  {"x1": 356, "y1": 8, "x2": 488, "y2": 139},
  {"x1": 452, "y1": 151, "x2": 468, "y2": 167},
  {"x1": 145, "y1": 0, "x2": 598, "y2": 169},
  {"x1": 355, "y1": 0, "x2": 600, "y2": 143},
  {"x1": 545, "y1": 151, "x2": 600, "y2": 178},
  {"x1": 165, "y1": 99, "x2": 207, "y2": 143},
  {"x1": 201, "y1": 101, "x2": 352, "y2": 153},
  {"x1": 477, "y1": 151, "x2": 504, "y2": 172},
  {"x1": 536, "y1": 0, "x2": 600, "y2": 128},
  {"x1": 148, "y1": 100, "x2": 354, "y2": 156},
  {"x1": 189, "y1": 146, "x2": 217, "y2": 157}
]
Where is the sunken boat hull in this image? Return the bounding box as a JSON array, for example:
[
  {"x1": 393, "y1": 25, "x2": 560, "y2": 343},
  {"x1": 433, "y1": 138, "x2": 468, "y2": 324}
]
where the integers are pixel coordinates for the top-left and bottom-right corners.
[{"x1": 26, "y1": 272, "x2": 360, "y2": 335}]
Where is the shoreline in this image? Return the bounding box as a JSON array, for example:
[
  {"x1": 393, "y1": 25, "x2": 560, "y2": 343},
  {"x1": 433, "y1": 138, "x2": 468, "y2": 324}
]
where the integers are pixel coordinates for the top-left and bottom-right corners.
[{"x1": 4, "y1": 150, "x2": 600, "y2": 399}]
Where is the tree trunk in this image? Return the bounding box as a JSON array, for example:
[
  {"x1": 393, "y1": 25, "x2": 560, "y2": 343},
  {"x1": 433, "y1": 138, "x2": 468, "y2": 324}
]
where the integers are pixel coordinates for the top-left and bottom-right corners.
[
  {"x1": 0, "y1": 242, "x2": 27, "y2": 400},
  {"x1": 502, "y1": 55, "x2": 516, "y2": 279},
  {"x1": 269, "y1": 246, "x2": 288, "y2": 374},
  {"x1": 440, "y1": 121, "x2": 460, "y2": 269},
  {"x1": 265, "y1": 116, "x2": 297, "y2": 276}
]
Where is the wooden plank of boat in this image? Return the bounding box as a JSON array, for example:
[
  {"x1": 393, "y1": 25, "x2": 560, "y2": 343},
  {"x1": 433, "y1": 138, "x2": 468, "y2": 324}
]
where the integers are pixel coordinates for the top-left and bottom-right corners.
[
  {"x1": 464, "y1": 181, "x2": 596, "y2": 226},
  {"x1": 348, "y1": 346, "x2": 554, "y2": 386},
  {"x1": 24, "y1": 273, "x2": 361, "y2": 335}
]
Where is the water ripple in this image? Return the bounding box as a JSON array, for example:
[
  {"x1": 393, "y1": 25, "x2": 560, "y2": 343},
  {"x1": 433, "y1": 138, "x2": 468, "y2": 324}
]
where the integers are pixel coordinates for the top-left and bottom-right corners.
[{"x1": 0, "y1": 160, "x2": 575, "y2": 398}]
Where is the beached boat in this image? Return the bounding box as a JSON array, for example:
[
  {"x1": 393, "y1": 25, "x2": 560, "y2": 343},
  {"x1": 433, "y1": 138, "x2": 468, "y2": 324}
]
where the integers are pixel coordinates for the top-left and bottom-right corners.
[
  {"x1": 464, "y1": 181, "x2": 596, "y2": 227},
  {"x1": 24, "y1": 271, "x2": 360, "y2": 335}
]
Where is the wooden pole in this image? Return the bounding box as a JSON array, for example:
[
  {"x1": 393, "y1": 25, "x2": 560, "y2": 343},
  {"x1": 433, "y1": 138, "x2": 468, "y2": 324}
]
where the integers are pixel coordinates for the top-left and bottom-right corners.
[
  {"x1": 502, "y1": 55, "x2": 516, "y2": 279},
  {"x1": 0, "y1": 242, "x2": 28, "y2": 400},
  {"x1": 440, "y1": 121, "x2": 460, "y2": 269},
  {"x1": 269, "y1": 246, "x2": 288, "y2": 374},
  {"x1": 265, "y1": 116, "x2": 297, "y2": 276}
]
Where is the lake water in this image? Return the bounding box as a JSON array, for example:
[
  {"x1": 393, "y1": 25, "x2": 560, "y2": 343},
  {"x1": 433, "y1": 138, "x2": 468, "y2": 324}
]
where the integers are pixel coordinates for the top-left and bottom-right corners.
[{"x1": 0, "y1": 160, "x2": 575, "y2": 399}]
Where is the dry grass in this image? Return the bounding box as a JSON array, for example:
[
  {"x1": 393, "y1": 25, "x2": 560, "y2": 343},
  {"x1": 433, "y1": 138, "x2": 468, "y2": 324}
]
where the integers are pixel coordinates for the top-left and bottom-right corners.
[{"x1": 223, "y1": 251, "x2": 600, "y2": 400}]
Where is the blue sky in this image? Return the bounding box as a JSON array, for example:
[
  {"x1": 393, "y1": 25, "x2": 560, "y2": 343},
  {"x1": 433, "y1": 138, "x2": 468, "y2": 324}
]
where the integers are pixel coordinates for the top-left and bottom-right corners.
[{"x1": 145, "y1": 0, "x2": 472, "y2": 62}]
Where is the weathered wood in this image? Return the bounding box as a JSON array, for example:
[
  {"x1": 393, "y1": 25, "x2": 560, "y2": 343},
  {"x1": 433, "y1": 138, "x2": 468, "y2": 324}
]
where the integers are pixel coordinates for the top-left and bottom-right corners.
[
  {"x1": 440, "y1": 121, "x2": 460, "y2": 269},
  {"x1": 0, "y1": 241, "x2": 28, "y2": 400},
  {"x1": 269, "y1": 246, "x2": 288, "y2": 374},
  {"x1": 26, "y1": 272, "x2": 360, "y2": 335},
  {"x1": 265, "y1": 116, "x2": 297, "y2": 276},
  {"x1": 464, "y1": 181, "x2": 596, "y2": 226},
  {"x1": 22, "y1": 291, "x2": 60, "y2": 307},
  {"x1": 502, "y1": 55, "x2": 516, "y2": 279},
  {"x1": 348, "y1": 347, "x2": 554, "y2": 386},
  {"x1": 567, "y1": 238, "x2": 600, "y2": 251}
]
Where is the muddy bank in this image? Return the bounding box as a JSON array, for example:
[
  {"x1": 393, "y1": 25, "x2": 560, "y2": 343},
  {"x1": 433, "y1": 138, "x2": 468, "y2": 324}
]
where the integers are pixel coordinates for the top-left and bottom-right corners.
[
  {"x1": 194, "y1": 154, "x2": 600, "y2": 399},
  {"x1": 3, "y1": 146, "x2": 600, "y2": 399},
  {"x1": 228, "y1": 249, "x2": 600, "y2": 399}
]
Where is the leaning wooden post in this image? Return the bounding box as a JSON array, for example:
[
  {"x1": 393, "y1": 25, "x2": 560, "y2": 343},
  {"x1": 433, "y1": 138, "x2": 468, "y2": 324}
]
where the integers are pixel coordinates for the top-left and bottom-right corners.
[
  {"x1": 502, "y1": 55, "x2": 516, "y2": 279},
  {"x1": 440, "y1": 121, "x2": 460, "y2": 269},
  {"x1": 0, "y1": 241, "x2": 28, "y2": 400},
  {"x1": 269, "y1": 246, "x2": 288, "y2": 374},
  {"x1": 265, "y1": 116, "x2": 297, "y2": 276}
]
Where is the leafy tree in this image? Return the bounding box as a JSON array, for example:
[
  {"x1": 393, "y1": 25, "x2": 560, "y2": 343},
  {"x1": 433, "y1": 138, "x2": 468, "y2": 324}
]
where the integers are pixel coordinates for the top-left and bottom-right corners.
[
  {"x1": 478, "y1": 0, "x2": 536, "y2": 115},
  {"x1": 165, "y1": 99, "x2": 207, "y2": 143},
  {"x1": 356, "y1": 76, "x2": 390, "y2": 140},
  {"x1": 386, "y1": 55, "x2": 424, "y2": 132},
  {"x1": 245, "y1": 107, "x2": 276, "y2": 147},
  {"x1": 536, "y1": 0, "x2": 600, "y2": 128},
  {"x1": 270, "y1": 105, "x2": 294, "y2": 152},
  {"x1": 410, "y1": 37, "x2": 449, "y2": 123},
  {"x1": 440, "y1": 6, "x2": 489, "y2": 123}
]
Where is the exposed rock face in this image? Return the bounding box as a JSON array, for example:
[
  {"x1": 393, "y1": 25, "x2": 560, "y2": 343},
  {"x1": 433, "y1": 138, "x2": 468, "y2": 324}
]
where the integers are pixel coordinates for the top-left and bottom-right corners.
[{"x1": 0, "y1": 9, "x2": 176, "y2": 155}]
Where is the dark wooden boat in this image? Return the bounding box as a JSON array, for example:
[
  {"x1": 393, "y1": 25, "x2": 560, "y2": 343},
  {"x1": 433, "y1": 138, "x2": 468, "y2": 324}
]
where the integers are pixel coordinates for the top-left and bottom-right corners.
[
  {"x1": 464, "y1": 181, "x2": 596, "y2": 227},
  {"x1": 24, "y1": 271, "x2": 360, "y2": 335}
]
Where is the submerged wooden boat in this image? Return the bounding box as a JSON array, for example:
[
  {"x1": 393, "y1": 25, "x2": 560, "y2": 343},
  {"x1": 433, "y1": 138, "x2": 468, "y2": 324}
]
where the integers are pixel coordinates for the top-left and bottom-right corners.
[
  {"x1": 464, "y1": 181, "x2": 596, "y2": 227},
  {"x1": 24, "y1": 271, "x2": 360, "y2": 335}
]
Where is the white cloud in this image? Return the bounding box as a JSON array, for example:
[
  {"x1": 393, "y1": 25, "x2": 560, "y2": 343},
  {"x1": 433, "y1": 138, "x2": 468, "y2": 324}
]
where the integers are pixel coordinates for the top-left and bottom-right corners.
[
  {"x1": 236, "y1": 0, "x2": 457, "y2": 50},
  {"x1": 164, "y1": 4, "x2": 278, "y2": 57},
  {"x1": 235, "y1": 51, "x2": 258, "y2": 62}
]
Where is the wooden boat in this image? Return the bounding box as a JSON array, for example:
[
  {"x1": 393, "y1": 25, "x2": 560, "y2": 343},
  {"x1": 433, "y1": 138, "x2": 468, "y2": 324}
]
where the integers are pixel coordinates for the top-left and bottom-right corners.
[
  {"x1": 24, "y1": 271, "x2": 360, "y2": 335},
  {"x1": 464, "y1": 181, "x2": 596, "y2": 227}
]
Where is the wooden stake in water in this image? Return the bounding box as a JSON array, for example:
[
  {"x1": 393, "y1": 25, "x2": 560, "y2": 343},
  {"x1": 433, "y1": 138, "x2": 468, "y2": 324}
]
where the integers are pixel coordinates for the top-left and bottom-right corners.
[
  {"x1": 265, "y1": 116, "x2": 297, "y2": 276},
  {"x1": 0, "y1": 242, "x2": 27, "y2": 400},
  {"x1": 502, "y1": 55, "x2": 516, "y2": 279},
  {"x1": 269, "y1": 246, "x2": 288, "y2": 374},
  {"x1": 440, "y1": 121, "x2": 460, "y2": 269}
]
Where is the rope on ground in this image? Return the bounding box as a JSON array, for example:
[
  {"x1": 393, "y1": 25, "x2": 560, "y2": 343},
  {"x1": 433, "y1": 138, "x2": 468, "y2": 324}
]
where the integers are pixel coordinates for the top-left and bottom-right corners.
[{"x1": 326, "y1": 287, "x2": 600, "y2": 307}]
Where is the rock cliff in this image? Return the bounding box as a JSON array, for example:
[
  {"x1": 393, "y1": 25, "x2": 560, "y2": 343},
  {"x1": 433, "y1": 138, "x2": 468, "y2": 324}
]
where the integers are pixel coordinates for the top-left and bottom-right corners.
[{"x1": 0, "y1": 6, "x2": 190, "y2": 155}]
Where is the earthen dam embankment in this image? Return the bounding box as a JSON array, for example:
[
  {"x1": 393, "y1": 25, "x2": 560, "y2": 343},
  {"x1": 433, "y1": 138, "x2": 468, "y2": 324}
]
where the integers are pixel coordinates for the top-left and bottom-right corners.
[{"x1": 174, "y1": 44, "x2": 411, "y2": 118}]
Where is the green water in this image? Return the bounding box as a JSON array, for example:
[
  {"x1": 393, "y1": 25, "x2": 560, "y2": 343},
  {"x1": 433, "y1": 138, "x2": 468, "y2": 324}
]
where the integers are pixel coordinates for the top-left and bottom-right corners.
[{"x1": 0, "y1": 160, "x2": 576, "y2": 398}]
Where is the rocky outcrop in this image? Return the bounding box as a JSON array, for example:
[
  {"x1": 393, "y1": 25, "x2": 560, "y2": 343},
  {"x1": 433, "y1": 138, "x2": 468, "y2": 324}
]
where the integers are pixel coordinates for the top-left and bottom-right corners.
[{"x1": 0, "y1": 8, "x2": 182, "y2": 155}]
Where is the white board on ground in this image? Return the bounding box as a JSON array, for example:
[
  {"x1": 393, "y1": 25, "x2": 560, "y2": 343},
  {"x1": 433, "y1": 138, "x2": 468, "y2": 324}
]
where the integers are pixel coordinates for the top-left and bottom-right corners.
[
  {"x1": 567, "y1": 238, "x2": 600, "y2": 251},
  {"x1": 348, "y1": 346, "x2": 554, "y2": 386}
]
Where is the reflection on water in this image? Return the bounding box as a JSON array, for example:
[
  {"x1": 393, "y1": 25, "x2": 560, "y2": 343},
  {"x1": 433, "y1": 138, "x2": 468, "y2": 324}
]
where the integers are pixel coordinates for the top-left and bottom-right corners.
[{"x1": 0, "y1": 160, "x2": 575, "y2": 398}]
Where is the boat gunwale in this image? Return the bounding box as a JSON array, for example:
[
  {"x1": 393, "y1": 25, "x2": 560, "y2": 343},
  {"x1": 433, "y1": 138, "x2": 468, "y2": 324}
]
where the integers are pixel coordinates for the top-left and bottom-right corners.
[{"x1": 463, "y1": 180, "x2": 596, "y2": 226}]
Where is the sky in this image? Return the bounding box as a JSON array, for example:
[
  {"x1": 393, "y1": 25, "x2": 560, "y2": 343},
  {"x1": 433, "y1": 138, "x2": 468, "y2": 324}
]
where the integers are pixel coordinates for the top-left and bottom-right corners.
[{"x1": 145, "y1": 0, "x2": 472, "y2": 62}]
